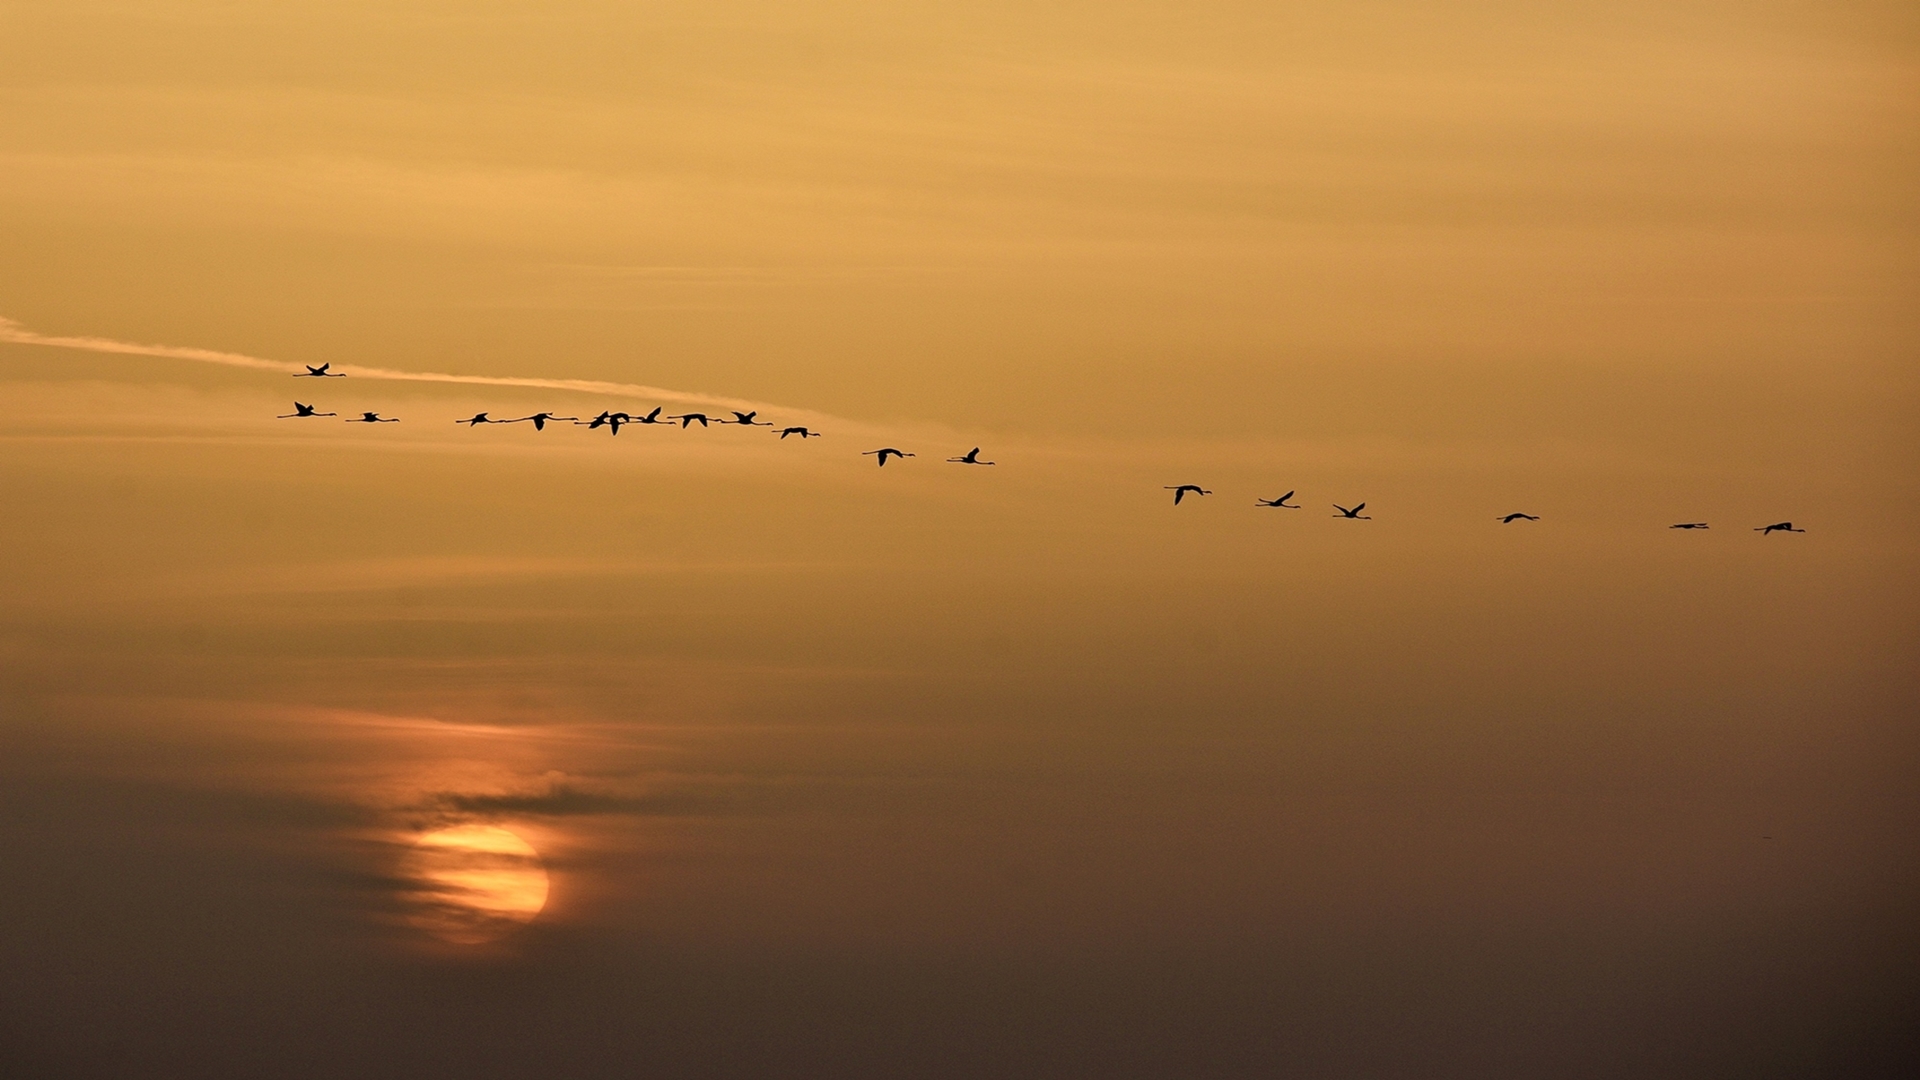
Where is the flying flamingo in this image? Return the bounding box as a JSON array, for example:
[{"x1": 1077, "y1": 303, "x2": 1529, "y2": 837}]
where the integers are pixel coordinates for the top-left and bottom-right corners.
[
  {"x1": 721, "y1": 411, "x2": 772, "y2": 427},
  {"x1": 507, "y1": 412, "x2": 577, "y2": 431},
  {"x1": 277, "y1": 402, "x2": 335, "y2": 418},
  {"x1": 456, "y1": 412, "x2": 499, "y2": 426},
  {"x1": 672, "y1": 412, "x2": 713, "y2": 428},
  {"x1": 1333, "y1": 503, "x2": 1370, "y2": 519},
  {"x1": 1670, "y1": 522, "x2": 1710, "y2": 530},
  {"x1": 948, "y1": 448, "x2": 995, "y2": 465},
  {"x1": 1256, "y1": 491, "x2": 1299, "y2": 508},
  {"x1": 777, "y1": 426, "x2": 821, "y2": 439},
  {"x1": 1166, "y1": 485, "x2": 1210, "y2": 505},
  {"x1": 632, "y1": 407, "x2": 671, "y2": 426},
  {"x1": 579, "y1": 411, "x2": 632, "y2": 434},
  {"x1": 864, "y1": 448, "x2": 914, "y2": 466},
  {"x1": 1499, "y1": 513, "x2": 1540, "y2": 523},
  {"x1": 294, "y1": 363, "x2": 343, "y2": 377},
  {"x1": 346, "y1": 412, "x2": 397, "y2": 423},
  {"x1": 1755, "y1": 522, "x2": 1806, "y2": 535}
]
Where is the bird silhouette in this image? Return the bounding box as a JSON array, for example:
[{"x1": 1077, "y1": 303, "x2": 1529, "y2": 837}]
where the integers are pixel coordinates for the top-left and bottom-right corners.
[
  {"x1": 721, "y1": 410, "x2": 772, "y2": 427},
  {"x1": 346, "y1": 412, "x2": 397, "y2": 423},
  {"x1": 276, "y1": 402, "x2": 335, "y2": 418},
  {"x1": 1333, "y1": 503, "x2": 1371, "y2": 519},
  {"x1": 293, "y1": 363, "x2": 343, "y2": 378},
  {"x1": 671, "y1": 412, "x2": 713, "y2": 428},
  {"x1": 1670, "y1": 522, "x2": 1710, "y2": 530},
  {"x1": 508, "y1": 412, "x2": 577, "y2": 431},
  {"x1": 456, "y1": 412, "x2": 499, "y2": 426},
  {"x1": 632, "y1": 407, "x2": 671, "y2": 426},
  {"x1": 948, "y1": 447, "x2": 995, "y2": 465},
  {"x1": 1499, "y1": 513, "x2": 1540, "y2": 523},
  {"x1": 1755, "y1": 522, "x2": 1805, "y2": 535},
  {"x1": 1166, "y1": 485, "x2": 1210, "y2": 505},
  {"x1": 579, "y1": 411, "x2": 632, "y2": 435},
  {"x1": 777, "y1": 426, "x2": 821, "y2": 439},
  {"x1": 1256, "y1": 491, "x2": 1299, "y2": 508},
  {"x1": 864, "y1": 448, "x2": 914, "y2": 466}
]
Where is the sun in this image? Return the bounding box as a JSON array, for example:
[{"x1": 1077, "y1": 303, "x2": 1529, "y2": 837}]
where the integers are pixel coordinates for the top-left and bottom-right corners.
[{"x1": 402, "y1": 825, "x2": 550, "y2": 944}]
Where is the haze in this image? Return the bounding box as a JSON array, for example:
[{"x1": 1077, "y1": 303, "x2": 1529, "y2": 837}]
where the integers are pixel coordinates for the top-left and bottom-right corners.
[{"x1": 1, "y1": 2, "x2": 1915, "y2": 1076}]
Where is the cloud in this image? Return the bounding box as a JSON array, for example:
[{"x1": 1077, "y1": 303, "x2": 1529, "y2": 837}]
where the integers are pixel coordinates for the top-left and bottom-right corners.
[{"x1": 423, "y1": 781, "x2": 698, "y2": 818}]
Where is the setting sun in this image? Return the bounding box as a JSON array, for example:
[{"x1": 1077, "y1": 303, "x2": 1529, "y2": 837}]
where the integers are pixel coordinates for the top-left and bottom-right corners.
[{"x1": 403, "y1": 826, "x2": 550, "y2": 945}]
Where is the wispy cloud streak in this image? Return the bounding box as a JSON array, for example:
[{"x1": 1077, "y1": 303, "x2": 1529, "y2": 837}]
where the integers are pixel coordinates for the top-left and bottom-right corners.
[{"x1": 0, "y1": 314, "x2": 813, "y2": 418}]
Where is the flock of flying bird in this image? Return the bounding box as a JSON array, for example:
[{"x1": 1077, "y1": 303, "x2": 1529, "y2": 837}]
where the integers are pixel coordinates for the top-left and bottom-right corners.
[{"x1": 279, "y1": 363, "x2": 1807, "y2": 534}]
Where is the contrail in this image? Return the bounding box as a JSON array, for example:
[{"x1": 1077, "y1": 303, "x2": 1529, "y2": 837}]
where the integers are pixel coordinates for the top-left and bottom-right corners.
[{"x1": 0, "y1": 314, "x2": 814, "y2": 419}]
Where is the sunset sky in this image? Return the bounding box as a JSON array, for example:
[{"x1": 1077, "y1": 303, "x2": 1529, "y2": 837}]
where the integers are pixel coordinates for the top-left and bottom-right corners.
[{"x1": 1, "y1": 2, "x2": 1915, "y2": 1076}]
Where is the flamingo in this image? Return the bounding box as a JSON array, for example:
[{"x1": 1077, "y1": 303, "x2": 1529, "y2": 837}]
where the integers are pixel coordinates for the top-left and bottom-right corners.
[
  {"x1": 1333, "y1": 503, "x2": 1370, "y2": 519},
  {"x1": 863, "y1": 448, "x2": 914, "y2": 466},
  {"x1": 276, "y1": 402, "x2": 335, "y2": 418},
  {"x1": 294, "y1": 363, "x2": 343, "y2": 378},
  {"x1": 1255, "y1": 491, "x2": 1299, "y2": 508},
  {"x1": 1166, "y1": 485, "x2": 1210, "y2": 505},
  {"x1": 947, "y1": 447, "x2": 995, "y2": 465},
  {"x1": 721, "y1": 411, "x2": 772, "y2": 427},
  {"x1": 456, "y1": 413, "x2": 499, "y2": 426},
  {"x1": 1670, "y1": 522, "x2": 1710, "y2": 530},
  {"x1": 1499, "y1": 513, "x2": 1540, "y2": 523},
  {"x1": 671, "y1": 412, "x2": 713, "y2": 428},
  {"x1": 777, "y1": 426, "x2": 821, "y2": 439},
  {"x1": 633, "y1": 407, "x2": 672, "y2": 426},
  {"x1": 507, "y1": 412, "x2": 578, "y2": 431},
  {"x1": 346, "y1": 412, "x2": 397, "y2": 423},
  {"x1": 1755, "y1": 522, "x2": 1806, "y2": 535}
]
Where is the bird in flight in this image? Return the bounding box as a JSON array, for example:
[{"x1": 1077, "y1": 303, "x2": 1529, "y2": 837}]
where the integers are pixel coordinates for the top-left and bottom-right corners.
[
  {"x1": 346, "y1": 412, "x2": 397, "y2": 423},
  {"x1": 672, "y1": 412, "x2": 713, "y2": 428},
  {"x1": 1256, "y1": 491, "x2": 1299, "y2": 508},
  {"x1": 1670, "y1": 522, "x2": 1710, "y2": 530},
  {"x1": 721, "y1": 410, "x2": 772, "y2": 427},
  {"x1": 456, "y1": 412, "x2": 499, "y2": 426},
  {"x1": 1755, "y1": 522, "x2": 1806, "y2": 535},
  {"x1": 293, "y1": 363, "x2": 343, "y2": 378},
  {"x1": 277, "y1": 402, "x2": 334, "y2": 418},
  {"x1": 508, "y1": 412, "x2": 577, "y2": 431},
  {"x1": 1333, "y1": 502, "x2": 1371, "y2": 519},
  {"x1": 948, "y1": 447, "x2": 995, "y2": 465},
  {"x1": 581, "y1": 411, "x2": 632, "y2": 434},
  {"x1": 1166, "y1": 485, "x2": 1210, "y2": 505},
  {"x1": 1499, "y1": 512, "x2": 1540, "y2": 523},
  {"x1": 864, "y1": 448, "x2": 914, "y2": 466},
  {"x1": 777, "y1": 426, "x2": 821, "y2": 439},
  {"x1": 632, "y1": 407, "x2": 671, "y2": 426}
]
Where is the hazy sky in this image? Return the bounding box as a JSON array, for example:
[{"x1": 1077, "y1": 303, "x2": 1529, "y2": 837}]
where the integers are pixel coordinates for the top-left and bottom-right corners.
[{"x1": 1, "y1": 2, "x2": 1915, "y2": 1076}]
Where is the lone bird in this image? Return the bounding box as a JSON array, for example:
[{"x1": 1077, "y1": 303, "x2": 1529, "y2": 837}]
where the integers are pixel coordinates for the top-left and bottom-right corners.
[
  {"x1": 294, "y1": 363, "x2": 343, "y2": 378},
  {"x1": 777, "y1": 426, "x2": 821, "y2": 439},
  {"x1": 346, "y1": 412, "x2": 397, "y2": 423},
  {"x1": 1499, "y1": 513, "x2": 1540, "y2": 523},
  {"x1": 1333, "y1": 502, "x2": 1371, "y2": 519},
  {"x1": 948, "y1": 447, "x2": 995, "y2": 465},
  {"x1": 1755, "y1": 522, "x2": 1806, "y2": 535},
  {"x1": 672, "y1": 412, "x2": 713, "y2": 428},
  {"x1": 1670, "y1": 522, "x2": 1710, "y2": 530},
  {"x1": 864, "y1": 448, "x2": 914, "y2": 466},
  {"x1": 721, "y1": 411, "x2": 771, "y2": 427},
  {"x1": 1166, "y1": 485, "x2": 1210, "y2": 505},
  {"x1": 1256, "y1": 491, "x2": 1300, "y2": 508},
  {"x1": 277, "y1": 402, "x2": 335, "y2": 418},
  {"x1": 456, "y1": 412, "x2": 499, "y2": 426},
  {"x1": 508, "y1": 412, "x2": 577, "y2": 431}
]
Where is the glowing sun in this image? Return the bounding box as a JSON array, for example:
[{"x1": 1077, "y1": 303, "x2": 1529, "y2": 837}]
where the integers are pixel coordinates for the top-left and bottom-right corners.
[{"x1": 403, "y1": 825, "x2": 550, "y2": 944}]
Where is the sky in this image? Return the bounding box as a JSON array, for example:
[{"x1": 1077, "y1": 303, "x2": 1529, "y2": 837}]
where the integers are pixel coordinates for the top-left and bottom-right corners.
[{"x1": 1, "y1": 1, "x2": 1916, "y2": 1076}]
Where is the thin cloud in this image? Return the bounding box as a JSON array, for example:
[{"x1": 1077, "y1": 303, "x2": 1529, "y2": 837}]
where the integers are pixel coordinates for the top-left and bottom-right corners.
[{"x1": 0, "y1": 314, "x2": 828, "y2": 421}]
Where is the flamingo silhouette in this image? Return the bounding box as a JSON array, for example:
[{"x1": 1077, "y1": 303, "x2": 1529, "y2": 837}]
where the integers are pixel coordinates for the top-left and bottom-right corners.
[
  {"x1": 580, "y1": 411, "x2": 632, "y2": 435},
  {"x1": 777, "y1": 426, "x2": 821, "y2": 439},
  {"x1": 864, "y1": 448, "x2": 914, "y2": 466},
  {"x1": 1499, "y1": 513, "x2": 1540, "y2": 523},
  {"x1": 721, "y1": 411, "x2": 772, "y2": 427},
  {"x1": 1670, "y1": 522, "x2": 1710, "y2": 530},
  {"x1": 1755, "y1": 522, "x2": 1805, "y2": 535},
  {"x1": 948, "y1": 447, "x2": 995, "y2": 465},
  {"x1": 294, "y1": 363, "x2": 343, "y2": 378},
  {"x1": 1333, "y1": 503, "x2": 1370, "y2": 519},
  {"x1": 633, "y1": 407, "x2": 671, "y2": 426},
  {"x1": 508, "y1": 412, "x2": 577, "y2": 431},
  {"x1": 1256, "y1": 491, "x2": 1299, "y2": 508},
  {"x1": 456, "y1": 412, "x2": 499, "y2": 426},
  {"x1": 346, "y1": 412, "x2": 398, "y2": 423},
  {"x1": 1166, "y1": 485, "x2": 1210, "y2": 505},
  {"x1": 277, "y1": 402, "x2": 335, "y2": 418},
  {"x1": 672, "y1": 413, "x2": 713, "y2": 428}
]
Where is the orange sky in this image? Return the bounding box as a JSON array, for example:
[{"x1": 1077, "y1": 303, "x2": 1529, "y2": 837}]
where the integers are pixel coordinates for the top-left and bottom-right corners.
[{"x1": 1, "y1": 2, "x2": 1915, "y2": 1076}]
